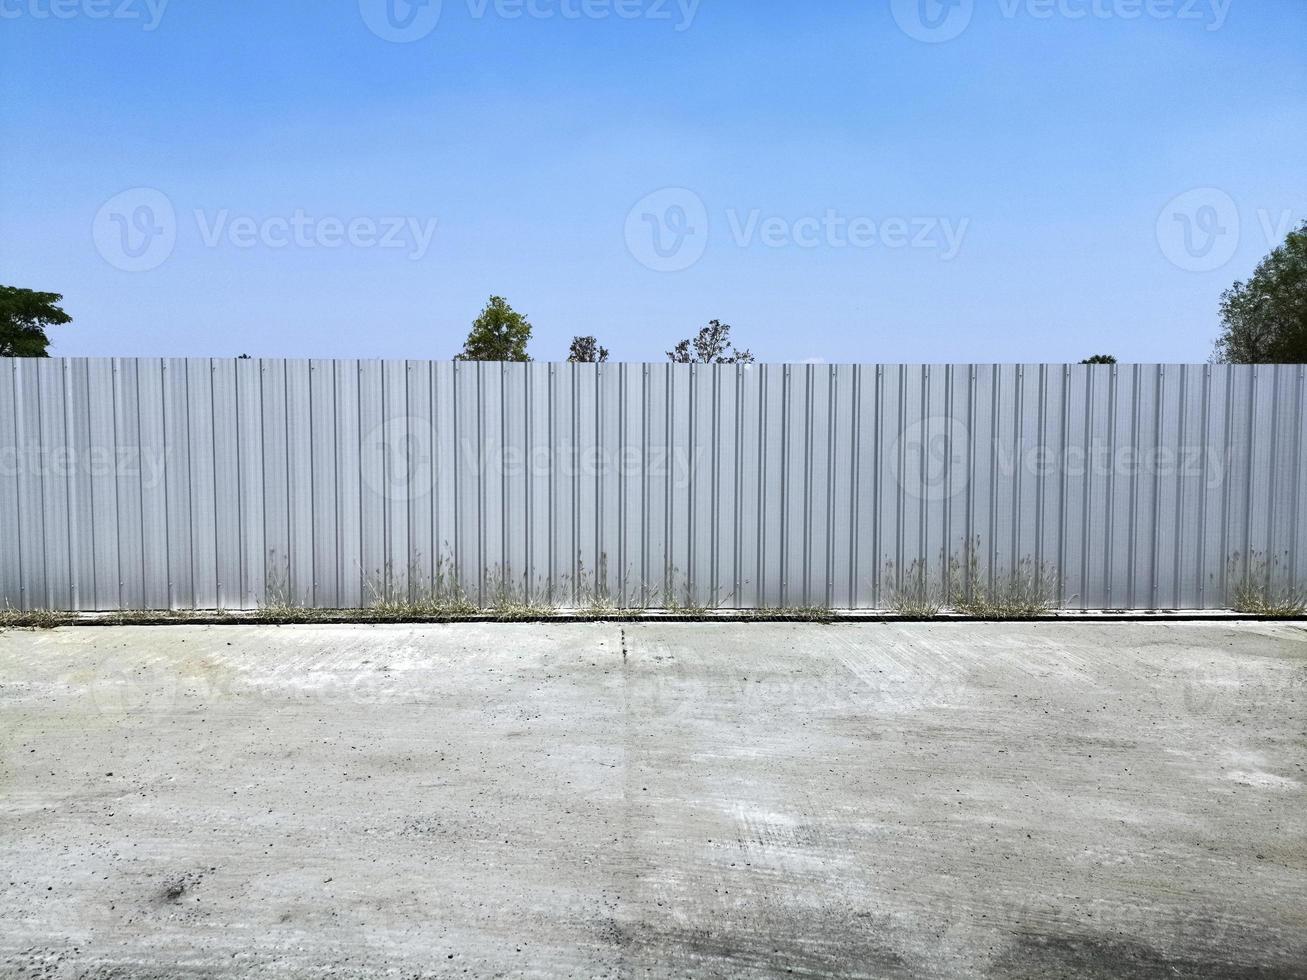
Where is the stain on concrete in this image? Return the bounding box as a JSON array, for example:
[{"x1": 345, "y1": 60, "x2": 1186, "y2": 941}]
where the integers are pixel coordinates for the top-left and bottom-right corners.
[
  {"x1": 992, "y1": 931, "x2": 1307, "y2": 980},
  {"x1": 600, "y1": 914, "x2": 911, "y2": 978}
]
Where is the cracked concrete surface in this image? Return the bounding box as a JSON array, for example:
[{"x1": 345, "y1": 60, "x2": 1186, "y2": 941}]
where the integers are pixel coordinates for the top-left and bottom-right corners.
[{"x1": 0, "y1": 621, "x2": 1304, "y2": 978}]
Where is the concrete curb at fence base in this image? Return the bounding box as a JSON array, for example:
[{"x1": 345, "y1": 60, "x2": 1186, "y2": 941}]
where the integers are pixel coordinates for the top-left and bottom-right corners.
[{"x1": 3, "y1": 609, "x2": 1304, "y2": 628}]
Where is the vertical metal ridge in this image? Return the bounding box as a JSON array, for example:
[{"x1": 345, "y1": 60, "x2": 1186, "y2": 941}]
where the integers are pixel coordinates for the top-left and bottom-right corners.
[
  {"x1": 477, "y1": 361, "x2": 487, "y2": 605},
  {"x1": 1010, "y1": 364, "x2": 1024, "y2": 574},
  {"x1": 664, "y1": 364, "x2": 673, "y2": 603},
  {"x1": 1056, "y1": 364, "x2": 1070, "y2": 606},
  {"x1": 824, "y1": 365, "x2": 837, "y2": 609},
  {"x1": 233, "y1": 361, "x2": 245, "y2": 608},
  {"x1": 1030, "y1": 364, "x2": 1045, "y2": 576},
  {"x1": 1172, "y1": 365, "x2": 1188, "y2": 610},
  {"x1": 615, "y1": 364, "x2": 625, "y2": 603},
  {"x1": 1149, "y1": 365, "x2": 1164, "y2": 608},
  {"x1": 847, "y1": 365, "x2": 862, "y2": 608},
  {"x1": 10, "y1": 361, "x2": 26, "y2": 608},
  {"x1": 1243, "y1": 366, "x2": 1258, "y2": 571},
  {"x1": 569, "y1": 362, "x2": 578, "y2": 602},
  {"x1": 964, "y1": 364, "x2": 977, "y2": 584},
  {"x1": 870, "y1": 364, "x2": 883, "y2": 605},
  {"x1": 987, "y1": 365, "x2": 1000, "y2": 591},
  {"x1": 1218, "y1": 365, "x2": 1235, "y2": 604},
  {"x1": 894, "y1": 365, "x2": 906, "y2": 593},
  {"x1": 733, "y1": 365, "x2": 743, "y2": 607},
  {"x1": 183, "y1": 360, "x2": 196, "y2": 608},
  {"x1": 1291, "y1": 365, "x2": 1306, "y2": 592},
  {"x1": 504, "y1": 362, "x2": 513, "y2": 591},
  {"x1": 917, "y1": 364, "x2": 928, "y2": 586},
  {"x1": 1196, "y1": 364, "x2": 1211, "y2": 607},
  {"x1": 1103, "y1": 365, "x2": 1118, "y2": 607},
  {"x1": 547, "y1": 363, "x2": 556, "y2": 603},
  {"x1": 640, "y1": 365, "x2": 650, "y2": 606},
  {"x1": 523, "y1": 363, "x2": 532, "y2": 599},
  {"x1": 159, "y1": 361, "x2": 172, "y2": 609},
  {"x1": 1079, "y1": 366, "x2": 1094, "y2": 610},
  {"x1": 207, "y1": 359, "x2": 220, "y2": 609},
  {"x1": 799, "y1": 363, "x2": 810, "y2": 606},
  {"x1": 61, "y1": 360, "x2": 79, "y2": 610},
  {"x1": 135, "y1": 360, "x2": 149, "y2": 610},
  {"x1": 1126, "y1": 366, "x2": 1141, "y2": 608},
  {"x1": 775, "y1": 366, "x2": 785, "y2": 604},
  {"x1": 332, "y1": 362, "x2": 342, "y2": 604},
  {"x1": 709, "y1": 364, "x2": 719, "y2": 603},
  {"x1": 281, "y1": 360, "x2": 292, "y2": 604},
  {"x1": 33, "y1": 362, "x2": 50, "y2": 608},
  {"x1": 755, "y1": 364, "x2": 767, "y2": 606},
  {"x1": 687, "y1": 363, "x2": 697, "y2": 599},
  {"x1": 1265, "y1": 365, "x2": 1280, "y2": 561},
  {"x1": 940, "y1": 364, "x2": 952, "y2": 590}
]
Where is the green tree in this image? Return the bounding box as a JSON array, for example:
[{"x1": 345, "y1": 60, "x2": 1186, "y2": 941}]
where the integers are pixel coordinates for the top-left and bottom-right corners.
[
  {"x1": 567, "y1": 336, "x2": 608, "y2": 363},
  {"x1": 456, "y1": 296, "x2": 533, "y2": 362},
  {"x1": 1214, "y1": 222, "x2": 1307, "y2": 364},
  {"x1": 667, "y1": 320, "x2": 755, "y2": 364},
  {"x1": 0, "y1": 286, "x2": 72, "y2": 357},
  {"x1": 1081, "y1": 354, "x2": 1117, "y2": 365}
]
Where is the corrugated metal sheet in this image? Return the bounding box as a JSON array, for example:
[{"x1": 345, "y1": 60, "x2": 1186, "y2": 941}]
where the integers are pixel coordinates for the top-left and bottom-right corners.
[{"x1": 1, "y1": 358, "x2": 1302, "y2": 611}]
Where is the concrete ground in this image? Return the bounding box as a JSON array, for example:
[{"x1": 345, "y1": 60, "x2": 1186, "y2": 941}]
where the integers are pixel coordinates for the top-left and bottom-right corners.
[{"x1": 0, "y1": 622, "x2": 1304, "y2": 979}]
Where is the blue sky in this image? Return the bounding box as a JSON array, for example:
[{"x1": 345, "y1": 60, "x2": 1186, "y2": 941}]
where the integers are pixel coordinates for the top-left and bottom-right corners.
[{"x1": 1, "y1": 0, "x2": 1303, "y2": 363}]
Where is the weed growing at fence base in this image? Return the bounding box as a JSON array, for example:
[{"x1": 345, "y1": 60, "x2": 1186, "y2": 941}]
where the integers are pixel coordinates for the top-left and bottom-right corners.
[
  {"x1": 750, "y1": 607, "x2": 837, "y2": 623},
  {"x1": 882, "y1": 540, "x2": 1061, "y2": 619},
  {"x1": 13, "y1": 548, "x2": 1301, "y2": 625},
  {"x1": 948, "y1": 555, "x2": 1059, "y2": 619},
  {"x1": 0, "y1": 606, "x2": 74, "y2": 630},
  {"x1": 888, "y1": 559, "x2": 943, "y2": 619},
  {"x1": 1228, "y1": 554, "x2": 1307, "y2": 617}
]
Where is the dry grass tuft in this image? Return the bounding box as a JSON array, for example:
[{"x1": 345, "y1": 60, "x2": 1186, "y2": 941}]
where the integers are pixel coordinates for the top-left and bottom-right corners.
[{"x1": 1228, "y1": 554, "x2": 1307, "y2": 618}]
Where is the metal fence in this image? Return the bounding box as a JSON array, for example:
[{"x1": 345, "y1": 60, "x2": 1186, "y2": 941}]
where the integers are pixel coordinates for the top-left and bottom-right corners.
[{"x1": 1, "y1": 358, "x2": 1302, "y2": 611}]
